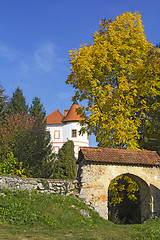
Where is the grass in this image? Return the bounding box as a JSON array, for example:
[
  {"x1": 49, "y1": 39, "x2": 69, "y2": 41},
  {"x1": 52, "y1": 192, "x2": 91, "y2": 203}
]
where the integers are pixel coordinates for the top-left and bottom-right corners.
[{"x1": 0, "y1": 188, "x2": 160, "y2": 239}]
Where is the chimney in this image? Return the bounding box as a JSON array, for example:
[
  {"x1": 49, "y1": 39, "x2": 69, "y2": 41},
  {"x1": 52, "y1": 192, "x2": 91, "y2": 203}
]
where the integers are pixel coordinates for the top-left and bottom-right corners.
[{"x1": 64, "y1": 109, "x2": 69, "y2": 117}]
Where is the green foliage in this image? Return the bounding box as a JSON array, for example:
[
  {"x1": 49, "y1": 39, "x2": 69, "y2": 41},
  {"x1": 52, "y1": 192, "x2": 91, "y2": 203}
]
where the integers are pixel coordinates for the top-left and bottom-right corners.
[
  {"x1": 29, "y1": 96, "x2": 46, "y2": 123},
  {"x1": 0, "y1": 112, "x2": 55, "y2": 178},
  {"x1": 0, "y1": 82, "x2": 8, "y2": 119},
  {"x1": 0, "y1": 113, "x2": 35, "y2": 176},
  {"x1": 108, "y1": 175, "x2": 140, "y2": 224},
  {"x1": 138, "y1": 44, "x2": 160, "y2": 155},
  {"x1": 7, "y1": 86, "x2": 28, "y2": 114},
  {"x1": 1, "y1": 188, "x2": 160, "y2": 239},
  {"x1": 0, "y1": 86, "x2": 55, "y2": 178},
  {"x1": 139, "y1": 109, "x2": 160, "y2": 155},
  {"x1": 51, "y1": 140, "x2": 77, "y2": 180},
  {"x1": 0, "y1": 151, "x2": 25, "y2": 177},
  {"x1": 0, "y1": 189, "x2": 59, "y2": 227},
  {"x1": 29, "y1": 96, "x2": 55, "y2": 178},
  {"x1": 131, "y1": 218, "x2": 160, "y2": 240},
  {"x1": 0, "y1": 189, "x2": 105, "y2": 228},
  {"x1": 66, "y1": 12, "x2": 160, "y2": 149}
]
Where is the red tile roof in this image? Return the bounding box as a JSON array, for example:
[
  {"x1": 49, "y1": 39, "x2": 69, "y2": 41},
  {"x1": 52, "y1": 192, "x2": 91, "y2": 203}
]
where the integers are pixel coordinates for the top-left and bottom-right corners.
[
  {"x1": 46, "y1": 109, "x2": 64, "y2": 125},
  {"x1": 62, "y1": 103, "x2": 85, "y2": 123},
  {"x1": 78, "y1": 147, "x2": 160, "y2": 166}
]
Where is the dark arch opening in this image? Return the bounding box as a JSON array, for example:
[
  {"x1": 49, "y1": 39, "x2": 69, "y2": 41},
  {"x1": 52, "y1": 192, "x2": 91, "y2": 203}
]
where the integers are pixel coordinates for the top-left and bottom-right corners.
[{"x1": 108, "y1": 173, "x2": 151, "y2": 224}]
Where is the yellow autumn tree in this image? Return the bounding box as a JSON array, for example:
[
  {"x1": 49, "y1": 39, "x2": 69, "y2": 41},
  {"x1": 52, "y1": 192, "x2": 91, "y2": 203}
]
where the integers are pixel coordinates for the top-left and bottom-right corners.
[
  {"x1": 108, "y1": 175, "x2": 140, "y2": 223},
  {"x1": 66, "y1": 12, "x2": 160, "y2": 149}
]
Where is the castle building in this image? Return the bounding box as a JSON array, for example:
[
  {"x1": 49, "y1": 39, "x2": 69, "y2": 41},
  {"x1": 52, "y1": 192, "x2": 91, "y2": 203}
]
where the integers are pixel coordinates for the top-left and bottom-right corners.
[{"x1": 46, "y1": 103, "x2": 89, "y2": 158}]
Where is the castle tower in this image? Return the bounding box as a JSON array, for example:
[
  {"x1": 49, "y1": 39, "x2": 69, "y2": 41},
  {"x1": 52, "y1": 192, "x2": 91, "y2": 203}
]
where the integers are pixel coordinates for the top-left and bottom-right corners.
[{"x1": 46, "y1": 103, "x2": 89, "y2": 158}]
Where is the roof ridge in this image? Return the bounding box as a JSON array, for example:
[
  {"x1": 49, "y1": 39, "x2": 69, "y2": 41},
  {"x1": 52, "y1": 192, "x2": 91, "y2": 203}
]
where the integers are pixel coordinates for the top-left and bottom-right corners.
[
  {"x1": 78, "y1": 147, "x2": 160, "y2": 166},
  {"x1": 80, "y1": 147, "x2": 157, "y2": 153}
]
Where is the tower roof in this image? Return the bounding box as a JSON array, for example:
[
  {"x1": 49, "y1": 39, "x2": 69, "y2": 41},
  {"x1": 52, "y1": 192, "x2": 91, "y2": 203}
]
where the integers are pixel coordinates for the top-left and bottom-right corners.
[
  {"x1": 46, "y1": 103, "x2": 85, "y2": 125},
  {"x1": 62, "y1": 103, "x2": 84, "y2": 123},
  {"x1": 46, "y1": 109, "x2": 64, "y2": 124}
]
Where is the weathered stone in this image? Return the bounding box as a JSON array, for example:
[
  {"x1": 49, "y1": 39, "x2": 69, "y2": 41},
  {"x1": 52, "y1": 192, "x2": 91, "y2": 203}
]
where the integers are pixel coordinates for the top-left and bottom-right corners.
[
  {"x1": 77, "y1": 161, "x2": 160, "y2": 221},
  {"x1": 0, "y1": 175, "x2": 77, "y2": 196},
  {"x1": 80, "y1": 209, "x2": 90, "y2": 218}
]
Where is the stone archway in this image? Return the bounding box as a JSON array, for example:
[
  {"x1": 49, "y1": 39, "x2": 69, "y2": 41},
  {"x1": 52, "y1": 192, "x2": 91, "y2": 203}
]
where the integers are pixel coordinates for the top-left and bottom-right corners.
[
  {"x1": 77, "y1": 147, "x2": 160, "y2": 221},
  {"x1": 108, "y1": 173, "x2": 151, "y2": 223}
]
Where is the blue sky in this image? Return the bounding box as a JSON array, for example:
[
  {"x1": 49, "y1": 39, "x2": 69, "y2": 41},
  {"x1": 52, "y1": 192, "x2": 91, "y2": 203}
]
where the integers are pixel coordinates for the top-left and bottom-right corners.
[{"x1": 0, "y1": 0, "x2": 160, "y2": 146}]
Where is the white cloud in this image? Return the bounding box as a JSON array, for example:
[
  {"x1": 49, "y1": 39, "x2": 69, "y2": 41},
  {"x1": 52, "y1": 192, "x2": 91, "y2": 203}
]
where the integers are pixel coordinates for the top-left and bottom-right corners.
[
  {"x1": 0, "y1": 43, "x2": 20, "y2": 61},
  {"x1": 0, "y1": 41, "x2": 66, "y2": 75},
  {"x1": 33, "y1": 41, "x2": 61, "y2": 72}
]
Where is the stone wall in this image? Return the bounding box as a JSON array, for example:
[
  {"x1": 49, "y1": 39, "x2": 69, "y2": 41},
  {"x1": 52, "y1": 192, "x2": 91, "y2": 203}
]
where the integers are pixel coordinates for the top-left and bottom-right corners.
[{"x1": 0, "y1": 175, "x2": 78, "y2": 195}]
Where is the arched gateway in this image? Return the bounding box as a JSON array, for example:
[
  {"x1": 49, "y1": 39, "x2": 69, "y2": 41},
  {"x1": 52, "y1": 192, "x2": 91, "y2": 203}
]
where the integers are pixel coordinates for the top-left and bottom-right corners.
[{"x1": 77, "y1": 147, "x2": 160, "y2": 222}]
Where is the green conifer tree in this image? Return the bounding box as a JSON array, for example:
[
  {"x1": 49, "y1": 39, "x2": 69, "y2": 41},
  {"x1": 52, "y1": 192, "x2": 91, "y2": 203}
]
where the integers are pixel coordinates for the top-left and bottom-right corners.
[
  {"x1": 0, "y1": 82, "x2": 8, "y2": 118},
  {"x1": 29, "y1": 96, "x2": 54, "y2": 177},
  {"x1": 8, "y1": 86, "x2": 28, "y2": 113},
  {"x1": 29, "y1": 97, "x2": 46, "y2": 123},
  {"x1": 51, "y1": 140, "x2": 77, "y2": 180}
]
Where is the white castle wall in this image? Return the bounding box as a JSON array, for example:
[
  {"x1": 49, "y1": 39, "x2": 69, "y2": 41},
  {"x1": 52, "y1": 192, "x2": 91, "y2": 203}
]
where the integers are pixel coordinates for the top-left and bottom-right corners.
[
  {"x1": 47, "y1": 122, "x2": 89, "y2": 157},
  {"x1": 63, "y1": 122, "x2": 89, "y2": 158},
  {"x1": 47, "y1": 124, "x2": 64, "y2": 153}
]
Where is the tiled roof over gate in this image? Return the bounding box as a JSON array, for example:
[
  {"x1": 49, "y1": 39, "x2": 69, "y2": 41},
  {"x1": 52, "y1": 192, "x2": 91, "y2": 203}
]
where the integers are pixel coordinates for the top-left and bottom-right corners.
[{"x1": 78, "y1": 147, "x2": 160, "y2": 166}]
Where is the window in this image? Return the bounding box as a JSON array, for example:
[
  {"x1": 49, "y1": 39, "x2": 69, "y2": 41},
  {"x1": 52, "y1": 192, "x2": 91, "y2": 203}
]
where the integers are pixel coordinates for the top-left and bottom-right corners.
[
  {"x1": 72, "y1": 129, "x2": 77, "y2": 138},
  {"x1": 54, "y1": 130, "x2": 60, "y2": 139},
  {"x1": 53, "y1": 146, "x2": 59, "y2": 154}
]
